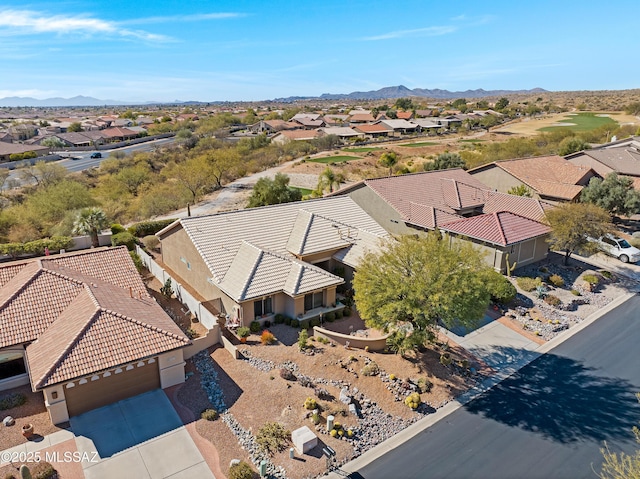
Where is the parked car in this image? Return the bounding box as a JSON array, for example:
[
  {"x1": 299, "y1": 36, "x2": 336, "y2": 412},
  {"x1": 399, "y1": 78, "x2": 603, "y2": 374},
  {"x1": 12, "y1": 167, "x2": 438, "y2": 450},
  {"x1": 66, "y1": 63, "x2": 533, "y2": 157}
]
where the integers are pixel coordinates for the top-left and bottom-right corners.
[
  {"x1": 90, "y1": 152, "x2": 102, "y2": 159},
  {"x1": 591, "y1": 234, "x2": 640, "y2": 263}
]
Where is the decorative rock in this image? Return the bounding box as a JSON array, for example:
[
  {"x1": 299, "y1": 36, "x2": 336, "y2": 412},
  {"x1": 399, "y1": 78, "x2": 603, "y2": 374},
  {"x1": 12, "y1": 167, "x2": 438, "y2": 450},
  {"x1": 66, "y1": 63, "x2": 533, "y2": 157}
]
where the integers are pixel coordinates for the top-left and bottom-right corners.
[
  {"x1": 230, "y1": 459, "x2": 241, "y2": 467},
  {"x1": 348, "y1": 403, "x2": 358, "y2": 416},
  {"x1": 3, "y1": 416, "x2": 14, "y2": 426},
  {"x1": 339, "y1": 387, "x2": 351, "y2": 404}
]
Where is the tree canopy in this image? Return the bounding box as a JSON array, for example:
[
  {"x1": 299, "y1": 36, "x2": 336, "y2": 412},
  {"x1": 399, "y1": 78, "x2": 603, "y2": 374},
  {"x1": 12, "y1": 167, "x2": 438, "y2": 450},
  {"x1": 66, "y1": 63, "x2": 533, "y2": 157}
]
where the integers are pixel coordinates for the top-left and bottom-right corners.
[
  {"x1": 353, "y1": 234, "x2": 492, "y2": 355},
  {"x1": 545, "y1": 203, "x2": 612, "y2": 265},
  {"x1": 247, "y1": 173, "x2": 302, "y2": 208},
  {"x1": 72, "y1": 207, "x2": 109, "y2": 247},
  {"x1": 424, "y1": 152, "x2": 466, "y2": 171},
  {"x1": 580, "y1": 173, "x2": 640, "y2": 217},
  {"x1": 379, "y1": 151, "x2": 398, "y2": 176}
]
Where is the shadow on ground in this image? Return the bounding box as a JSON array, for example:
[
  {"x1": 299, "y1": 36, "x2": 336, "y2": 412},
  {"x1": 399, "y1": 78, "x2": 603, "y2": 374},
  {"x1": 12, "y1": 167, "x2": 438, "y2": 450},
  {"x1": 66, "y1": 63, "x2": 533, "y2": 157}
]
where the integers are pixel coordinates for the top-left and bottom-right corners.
[{"x1": 464, "y1": 348, "x2": 640, "y2": 444}]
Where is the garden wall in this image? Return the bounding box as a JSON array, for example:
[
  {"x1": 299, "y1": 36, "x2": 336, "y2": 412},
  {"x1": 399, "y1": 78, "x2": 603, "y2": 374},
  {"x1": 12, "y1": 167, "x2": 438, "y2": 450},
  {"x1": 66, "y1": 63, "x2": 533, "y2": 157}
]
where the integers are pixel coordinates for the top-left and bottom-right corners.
[
  {"x1": 313, "y1": 326, "x2": 390, "y2": 351},
  {"x1": 183, "y1": 326, "x2": 221, "y2": 359}
]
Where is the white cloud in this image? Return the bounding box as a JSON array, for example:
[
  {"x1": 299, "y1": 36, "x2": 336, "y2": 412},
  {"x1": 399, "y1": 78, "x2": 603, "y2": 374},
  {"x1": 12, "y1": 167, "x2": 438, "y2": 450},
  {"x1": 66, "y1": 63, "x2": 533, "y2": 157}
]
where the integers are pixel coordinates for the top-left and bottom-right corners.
[
  {"x1": 362, "y1": 25, "x2": 457, "y2": 41},
  {"x1": 120, "y1": 12, "x2": 244, "y2": 25},
  {"x1": 0, "y1": 9, "x2": 171, "y2": 42}
]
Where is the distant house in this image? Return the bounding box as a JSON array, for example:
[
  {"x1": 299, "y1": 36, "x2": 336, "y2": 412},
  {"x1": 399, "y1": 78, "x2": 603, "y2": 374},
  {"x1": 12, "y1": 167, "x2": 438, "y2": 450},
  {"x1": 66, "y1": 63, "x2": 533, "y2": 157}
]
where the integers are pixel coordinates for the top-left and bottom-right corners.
[
  {"x1": 410, "y1": 119, "x2": 444, "y2": 133},
  {"x1": 354, "y1": 123, "x2": 393, "y2": 138},
  {"x1": 291, "y1": 117, "x2": 326, "y2": 129},
  {"x1": 565, "y1": 137, "x2": 640, "y2": 189},
  {"x1": 469, "y1": 155, "x2": 596, "y2": 202},
  {"x1": 291, "y1": 113, "x2": 323, "y2": 122},
  {"x1": 415, "y1": 109, "x2": 435, "y2": 118},
  {"x1": 378, "y1": 119, "x2": 419, "y2": 135},
  {"x1": 101, "y1": 127, "x2": 140, "y2": 142},
  {"x1": 52, "y1": 132, "x2": 94, "y2": 147},
  {"x1": 349, "y1": 113, "x2": 376, "y2": 124},
  {"x1": 157, "y1": 197, "x2": 388, "y2": 327},
  {"x1": 318, "y1": 126, "x2": 363, "y2": 140},
  {"x1": 329, "y1": 169, "x2": 553, "y2": 272},
  {"x1": 0, "y1": 247, "x2": 189, "y2": 424},
  {"x1": 0, "y1": 143, "x2": 49, "y2": 162},
  {"x1": 396, "y1": 111, "x2": 414, "y2": 120},
  {"x1": 249, "y1": 119, "x2": 296, "y2": 134},
  {"x1": 271, "y1": 129, "x2": 321, "y2": 144},
  {"x1": 323, "y1": 114, "x2": 350, "y2": 126}
]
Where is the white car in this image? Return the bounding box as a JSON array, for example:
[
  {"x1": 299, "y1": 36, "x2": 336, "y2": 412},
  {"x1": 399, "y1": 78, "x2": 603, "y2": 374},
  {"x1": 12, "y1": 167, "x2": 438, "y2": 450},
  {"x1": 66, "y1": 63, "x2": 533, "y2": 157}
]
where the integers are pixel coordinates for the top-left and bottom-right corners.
[{"x1": 593, "y1": 234, "x2": 640, "y2": 263}]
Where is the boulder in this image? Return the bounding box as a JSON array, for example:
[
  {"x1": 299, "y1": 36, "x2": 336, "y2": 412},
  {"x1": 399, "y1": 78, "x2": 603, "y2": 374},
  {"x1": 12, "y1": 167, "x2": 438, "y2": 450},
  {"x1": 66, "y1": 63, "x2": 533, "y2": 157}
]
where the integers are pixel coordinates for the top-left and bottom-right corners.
[
  {"x1": 3, "y1": 416, "x2": 14, "y2": 426},
  {"x1": 339, "y1": 387, "x2": 351, "y2": 404}
]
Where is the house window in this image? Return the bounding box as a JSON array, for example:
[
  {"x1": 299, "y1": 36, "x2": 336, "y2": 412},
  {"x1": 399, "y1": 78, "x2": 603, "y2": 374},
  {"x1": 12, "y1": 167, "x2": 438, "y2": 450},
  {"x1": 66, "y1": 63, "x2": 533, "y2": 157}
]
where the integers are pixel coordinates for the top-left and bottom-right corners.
[
  {"x1": 254, "y1": 296, "x2": 273, "y2": 317},
  {"x1": 304, "y1": 291, "x2": 324, "y2": 311},
  {"x1": 0, "y1": 351, "x2": 26, "y2": 381}
]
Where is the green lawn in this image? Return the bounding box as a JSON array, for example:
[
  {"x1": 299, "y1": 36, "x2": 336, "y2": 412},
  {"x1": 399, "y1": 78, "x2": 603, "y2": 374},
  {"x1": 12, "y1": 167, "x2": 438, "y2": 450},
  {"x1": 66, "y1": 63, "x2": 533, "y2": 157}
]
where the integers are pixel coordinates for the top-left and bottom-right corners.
[
  {"x1": 539, "y1": 112, "x2": 618, "y2": 132},
  {"x1": 308, "y1": 155, "x2": 360, "y2": 164},
  {"x1": 459, "y1": 139, "x2": 486, "y2": 143},
  {"x1": 398, "y1": 141, "x2": 438, "y2": 148},
  {"x1": 290, "y1": 186, "x2": 312, "y2": 196},
  {"x1": 343, "y1": 147, "x2": 382, "y2": 152}
]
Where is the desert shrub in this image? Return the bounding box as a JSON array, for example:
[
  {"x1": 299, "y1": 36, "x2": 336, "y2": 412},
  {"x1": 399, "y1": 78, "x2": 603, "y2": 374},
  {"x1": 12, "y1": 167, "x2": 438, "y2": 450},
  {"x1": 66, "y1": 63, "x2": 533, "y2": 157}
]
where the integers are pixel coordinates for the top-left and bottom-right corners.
[
  {"x1": 249, "y1": 321, "x2": 261, "y2": 333},
  {"x1": 303, "y1": 397, "x2": 317, "y2": 410},
  {"x1": 256, "y1": 422, "x2": 290, "y2": 455},
  {"x1": 284, "y1": 316, "x2": 292, "y2": 326},
  {"x1": 274, "y1": 313, "x2": 285, "y2": 324},
  {"x1": 0, "y1": 392, "x2": 26, "y2": 410},
  {"x1": 440, "y1": 352, "x2": 452, "y2": 366},
  {"x1": 279, "y1": 368, "x2": 296, "y2": 381},
  {"x1": 361, "y1": 361, "x2": 380, "y2": 376},
  {"x1": 314, "y1": 386, "x2": 332, "y2": 400},
  {"x1": 32, "y1": 463, "x2": 57, "y2": 479},
  {"x1": 548, "y1": 274, "x2": 565, "y2": 287},
  {"x1": 228, "y1": 461, "x2": 254, "y2": 479},
  {"x1": 583, "y1": 274, "x2": 599, "y2": 285},
  {"x1": 290, "y1": 318, "x2": 299, "y2": 328},
  {"x1": 201, "y1": 409, "x2": 218, "y2": 421},
  {"x1": 325, "y1": 312, "x2": 336, "y2": 321},
  {"x1": 405, "y1": 392, "x2": 421, "y2": 409},
  {"x1": 317, "y1": 336, "x2": 329, "y2": 344},
  {"x1": 237, "y1": 326, "x2": 250, "y2": 338},
  {"x1": 127, "y1": 218, "x2": 177, "y2": 237},
  {"x1": 298, "y1": 376, "x2": 314, "y2": 388},
  {"x1": 417, "y1": 377, "x2": 433, "y2": 393},
  {"x1": 571, "y1": 289, "x2": 581, "y2": 296},
  {"x1": 335, "y1": 310, "x2": 343, "y2": 319},
  {"x1": 516, "y1": 276, "x2": 543, "y2": 292},
  {"x1": 484, "y1": 270, "x2": 517, "y2": 304},
  {"x1": 299, "y1": 319, "x2": 310, "y2": 330},
  {"x1": 310, "y1": 317, "x2": 320, "y2": 327},
  {"x1": 342, "y1": 307, "x2": 352, "y2": 317},
  {"x1": 600, "y1": 270, "x2": 613, "y2": 279},
  {"x1": 298, "y1": 329, "x2": 308, "y2": 351},
  {"x1": 538, "y1": 266, "x2": 548, "y2": 273},
  {"x1": 544, "y1": 294, "x2": 562, "y2": 307},
  {"x1": 142, "y1": 235, "x2": 160, "y2": 251},
  {"x1": 110, "y1": 223, "x2": 126, "y2": 234},
  {"x1": 261, "y1": 330, "x2": 275, "y2": 345},
  {"x1": 311, "y1": 412, "x2": 321, "y2": 425},
  {"x1": 111, "y1": 231, "x2": 136, "y2": 251}
]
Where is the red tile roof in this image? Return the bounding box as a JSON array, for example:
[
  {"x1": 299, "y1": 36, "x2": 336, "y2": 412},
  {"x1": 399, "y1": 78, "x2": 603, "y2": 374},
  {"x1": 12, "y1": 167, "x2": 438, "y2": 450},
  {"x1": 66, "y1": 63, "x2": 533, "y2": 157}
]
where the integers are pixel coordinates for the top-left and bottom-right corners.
[
  {"x1": 354, "y1": 124, "x2": 392, "y2": 133},
  {"x1": 0, "y1": 247, "x2": 189, "y2": 389},
  {"x1": 441, "y1": 211, "x2": 551, "y2": 246}
]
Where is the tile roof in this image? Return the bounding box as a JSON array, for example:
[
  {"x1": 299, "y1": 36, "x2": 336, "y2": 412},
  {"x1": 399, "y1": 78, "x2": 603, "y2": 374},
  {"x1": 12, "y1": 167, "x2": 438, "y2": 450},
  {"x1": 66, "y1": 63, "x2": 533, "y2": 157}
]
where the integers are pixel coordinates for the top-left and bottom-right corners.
[
  {"x1": 482, "y1": 191, "x2": 554, "y2": 222},
  {"x1": 276, "y1": 130, "x2": 321, "y2": 140},
  {"x1": 0, "y1": 247, "x2": 189, "y2": 389},
  {"x1": 160, "y1": 197, "x2": 388, "y2": 301},
  {"x1": 572, "y1": 148, "x2": 640, "y2": 177},
  {"x1": 379, "y1": 119, "x2": 419, "y2": 130},
  {"x1": 354, "y1": 124, "x2": 392, "y2": 133},
  {"x1": 440, "y1": 212, "x2": 551, "y2": 246},
  {"x1": 349, "y1": 113, "x2": 376, "y2": 122},
  {"x1": 319, "y1": 127, "x2": 361, "y2": 137}
]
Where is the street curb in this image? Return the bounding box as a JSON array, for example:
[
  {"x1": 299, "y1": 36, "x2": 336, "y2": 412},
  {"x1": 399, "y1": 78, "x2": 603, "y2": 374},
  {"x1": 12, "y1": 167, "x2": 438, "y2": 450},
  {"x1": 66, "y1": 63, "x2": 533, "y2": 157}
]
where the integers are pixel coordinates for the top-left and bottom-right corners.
[{"x1": 325, "y1": 292, "x2": 636, "y2": 478}]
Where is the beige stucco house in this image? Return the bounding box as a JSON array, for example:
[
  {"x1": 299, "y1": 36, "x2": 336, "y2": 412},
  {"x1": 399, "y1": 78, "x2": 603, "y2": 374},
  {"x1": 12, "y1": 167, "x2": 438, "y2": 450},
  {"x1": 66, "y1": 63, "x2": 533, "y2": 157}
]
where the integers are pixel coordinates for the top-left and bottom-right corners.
[
  {"x1": 0, "y1": 247, "x2": 189, "y2": 425},
  {"x1": 330, "y1": 169, "x2": 553, "y2": 273},
  {"x1": 156, "y1": 197, "x2": 388, "y2": 327}
]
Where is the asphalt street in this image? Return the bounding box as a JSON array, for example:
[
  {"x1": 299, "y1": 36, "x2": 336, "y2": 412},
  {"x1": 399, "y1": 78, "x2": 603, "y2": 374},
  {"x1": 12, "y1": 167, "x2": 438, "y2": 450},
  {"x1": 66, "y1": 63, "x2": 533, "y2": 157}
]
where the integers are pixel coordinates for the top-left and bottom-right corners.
[{"x1": 356, "y1": 295, "x2": 640, "y2": 479}]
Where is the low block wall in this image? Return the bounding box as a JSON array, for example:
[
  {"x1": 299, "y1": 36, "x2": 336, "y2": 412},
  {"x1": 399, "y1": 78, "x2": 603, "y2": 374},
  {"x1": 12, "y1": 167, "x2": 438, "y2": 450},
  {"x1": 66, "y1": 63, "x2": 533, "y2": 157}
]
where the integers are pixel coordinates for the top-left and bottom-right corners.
[
  {"x1": 312, "y1": 326, "x2": 390, "y2": 351},
  {"x1": 183, "y1": 326, "x2": 221, "y2": 359}
]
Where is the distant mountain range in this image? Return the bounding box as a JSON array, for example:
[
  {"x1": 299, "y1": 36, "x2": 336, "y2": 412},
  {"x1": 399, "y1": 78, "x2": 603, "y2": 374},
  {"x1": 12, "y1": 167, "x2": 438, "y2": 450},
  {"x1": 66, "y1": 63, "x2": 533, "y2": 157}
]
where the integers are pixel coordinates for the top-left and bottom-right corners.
[
  {"x1": 0, "y1": 85, "x2": 549, "y2": 107},
  {"x1": 278, "y1": 85, "x2": 548, "y2": 102}
]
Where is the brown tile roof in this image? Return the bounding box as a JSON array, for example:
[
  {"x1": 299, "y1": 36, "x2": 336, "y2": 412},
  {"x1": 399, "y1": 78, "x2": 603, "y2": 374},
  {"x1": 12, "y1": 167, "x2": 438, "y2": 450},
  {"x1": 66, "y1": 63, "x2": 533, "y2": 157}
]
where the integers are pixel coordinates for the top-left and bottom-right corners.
[
  {"x1": 0, "y1": 247, "x2": 189, "y2": 389},
  {"x1": 441, "y1": 211, "x2": 551, "y2": 246},
  {"x1": 396, "y1": 111, "x2": 413, "y2": 120},
  {"x1": 101, "y1": 127, "x2": 138, "y2": 138},
  {"x1": 277, "y1": 130, "x2": 321, "y2": 140},
  {"x1": 354, "y1": 124, "x2": 392, "y2": 134},
  {"x1": 482, "y1": 191, "x2": 555, "y2": 222},
  {"x1": 349, "y1": 113, "x2": 376, "y2": 122}
]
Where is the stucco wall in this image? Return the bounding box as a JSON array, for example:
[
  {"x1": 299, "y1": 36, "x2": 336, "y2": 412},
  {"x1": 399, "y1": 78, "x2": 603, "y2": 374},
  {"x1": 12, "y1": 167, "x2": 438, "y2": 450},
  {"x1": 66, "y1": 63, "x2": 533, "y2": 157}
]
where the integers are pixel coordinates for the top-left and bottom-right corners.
[
  {"x1": 158, "y1": 349, "x2": 186, "y2": 389},
  {"x1": 345, "y1": 185, "x2": 415, "y2": 236},
  {"x1": 313, "y1": 326, "x2": 390, "y2": 351},
  {"x1": 470, "y1": 165, "x2": 529, "y2": 195},
  {"x1": 43, "y1": 385, "x2": 69, "y2": 425}
]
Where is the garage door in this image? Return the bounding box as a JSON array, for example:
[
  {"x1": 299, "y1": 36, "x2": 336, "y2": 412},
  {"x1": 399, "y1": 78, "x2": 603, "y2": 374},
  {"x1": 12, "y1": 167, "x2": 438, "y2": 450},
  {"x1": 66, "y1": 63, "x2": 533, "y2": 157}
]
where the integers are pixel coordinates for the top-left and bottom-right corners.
[{"x1": 65, "y1": 360, "x2": 160, "y2": 417}]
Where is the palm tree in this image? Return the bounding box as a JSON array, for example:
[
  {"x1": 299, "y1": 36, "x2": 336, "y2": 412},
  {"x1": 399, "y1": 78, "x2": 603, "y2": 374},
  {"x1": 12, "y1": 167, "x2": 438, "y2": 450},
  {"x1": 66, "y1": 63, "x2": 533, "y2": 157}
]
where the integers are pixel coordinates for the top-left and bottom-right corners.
[
  {"x1": 72, "y1": 207, "x2": 109, "y2": 248},
  {"x1": 316, "y1": 167, "x2": 344, "y2": 195}
]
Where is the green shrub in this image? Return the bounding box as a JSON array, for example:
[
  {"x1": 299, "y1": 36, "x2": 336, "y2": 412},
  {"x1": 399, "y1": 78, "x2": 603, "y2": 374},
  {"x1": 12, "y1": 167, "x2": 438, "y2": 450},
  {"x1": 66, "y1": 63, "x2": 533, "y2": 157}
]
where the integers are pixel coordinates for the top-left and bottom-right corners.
[
  {"x1": 544, "y1": 294, "x2": 562, "y2": 307},
  {"x1": 516, "y1": 276, "x2": 543, "y2": 292},
  {"x1": 274, "y1": 313, "x2": 285, "y2": 324},
  {"x1": 142, "y1": 235, "x2": 160, "y2": 251},
  {"x1": 201, "y1": 409, "x2": 218, "y2": 421},
  {"x1": 440, "y1": 352, "x2": 452, "y2": 366},
  {"x1": 342, "y1": 307, "x2": 352, "y2": 317},
  {"x1": 249, "y1": 321, "x2": 261, "y2": 333},
  {"x1": 111, "y1": 223, "x2": 126, "y2": 234},
  {"x1": 129, "y1": 251, "x2": 144, "y2": 272},
  {"x1": 361, "y1": 361, "x2": 380, "y2": 376},
  {"x1": 484, "y1": 270, "x2": 517, "y2": 303},
  {"x1": 325, "y1": 312, "x2": 336, "y2": 321},
  {"x1": 0, "y1": 392, "x2": 26, "y2": 410},
  {"x1": 256, "y1": 422, "x2": 290, "y2": 455},
  {"x1": 548, "y1": 274, "x2": 565, "y2": 287},
  {"x1": 311, "y1": 412, "x2": 321, "y2": 425},
  {"x1": 237, "y1": 326, "x2": 250, "y2": 338},
  {"x1": 111, "y1": 232, "x2": 136, "y2": 251},
  {"x1": 583, "y1": 274, "x2": 599, "y2": 285},
  {"x1": 298, "y1": 329, "x2": 308, "y2": 350},
  {"x1": 310, "y1": 317, "x2": 320, "y2": 327},
  {"x1": 299, "y1": 319, "x2": 310, "y2": 329},
  {"x1": 571, "y1": 289, "x2": 581, "y2": 296},
  {"x1": 335, "y1": 310, "x2": 343, "y2": 319},
  {"x1": 0, "y1": 237, "x2": 74, "y2": 258},
  {"x1": 127, "y1": 219, "x2": 177, "y2": 237},
  {"x1": 600, "y1": 270, "x2": 613, "y2": 279},
  {"x1": 290, "y1": 319, "x2": 300, "y2": 328},
  {"x1": 417, "y1": 377, "x2": 433, "y2": 394},
  {"x1": 228, "y1": 461, "x2": 254, "y2": 479},
  {"x1": 284, "y1": 316, "x2": 292, "y2": 326}
]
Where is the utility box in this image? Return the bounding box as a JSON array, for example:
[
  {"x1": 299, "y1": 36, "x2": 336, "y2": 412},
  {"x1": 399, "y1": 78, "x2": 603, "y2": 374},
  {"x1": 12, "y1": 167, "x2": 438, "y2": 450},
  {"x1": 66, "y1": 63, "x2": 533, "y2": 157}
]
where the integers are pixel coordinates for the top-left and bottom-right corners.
[{"x1": 292, "y1": 425, "x2": 318, "y2": 454}]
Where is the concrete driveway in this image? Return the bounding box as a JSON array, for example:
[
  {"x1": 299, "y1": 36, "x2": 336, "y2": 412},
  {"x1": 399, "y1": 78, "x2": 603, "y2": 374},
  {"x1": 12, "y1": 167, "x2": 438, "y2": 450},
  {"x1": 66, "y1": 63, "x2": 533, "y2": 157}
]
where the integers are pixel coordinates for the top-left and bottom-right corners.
[{"x1": 70, "y1": 389, "x2": 214, "y2": 479}]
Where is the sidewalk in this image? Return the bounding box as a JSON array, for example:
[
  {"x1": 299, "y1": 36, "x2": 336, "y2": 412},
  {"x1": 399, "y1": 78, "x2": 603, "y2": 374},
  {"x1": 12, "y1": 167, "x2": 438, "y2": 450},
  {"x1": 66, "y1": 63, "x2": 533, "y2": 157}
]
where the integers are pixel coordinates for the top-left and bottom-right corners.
[{"x1": 325, "y1": 290, "x2": 636, "y2": 478}]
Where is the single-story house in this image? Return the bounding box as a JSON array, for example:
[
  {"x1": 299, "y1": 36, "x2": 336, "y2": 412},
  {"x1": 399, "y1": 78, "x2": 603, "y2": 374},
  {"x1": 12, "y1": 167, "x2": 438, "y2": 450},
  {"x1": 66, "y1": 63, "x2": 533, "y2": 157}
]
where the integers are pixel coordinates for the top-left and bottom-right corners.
[
  {"x1": 0, "y1": 247, "x2": 189, "y2": 424},
  {"x1": 329, "y1": 169, "x2": 554, "y2": 272},
  {"x1": 0, "y1": 143, "x2": 49, "y2": 162},
  {"x1": 271, "y1": 129, "x2": 321, "y2": 144},
  {"x1": 249, "y1": 120, "x2": 297, "y2": 134},
  {"x1": 318, "y1": 127, "x2": 364, "y2": 140},
  {"x1": 396, "y1": 111, "x2": 414, "y2": 120},
  {"x1": 291, "y1": 117, "x2": 326, "y2": 129},
  {"x1": 323, "y1": 115, "x2": 350, "y2": 126},
  {"x1": 410, "y1": 119, "x2": 445, "y2": 133},
  {"x1": 349, "y1": 113, "x2": 376, "y2": 124},
  {"x1": 565, "y1": 138, "x2": 640, "y2": 189},
  {"x1": 101, "y1": 127, "x2": 140, "y2": 141},
  {"x1": 377, "y1": 119, "x2": 419, "y2": 134},
  {"x1": 354, "y1": 123, "x2": 393, "y2": 138},
  {"x1": 468, "y1": 155, "x2": 596, "y2": 202},
  {"x1": 156, "y1": 197, "x2": 388, "y2": 327},
  {"x1": 51, "y1": 132, "x2": 94, "y2": 147}
]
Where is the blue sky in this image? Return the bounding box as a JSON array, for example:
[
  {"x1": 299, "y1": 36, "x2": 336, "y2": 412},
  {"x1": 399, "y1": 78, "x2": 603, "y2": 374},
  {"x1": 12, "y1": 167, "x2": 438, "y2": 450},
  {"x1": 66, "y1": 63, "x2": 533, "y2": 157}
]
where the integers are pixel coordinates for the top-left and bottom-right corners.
[{"x1": 0, "y1": 0, "x2": 638, "y2": 102}]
